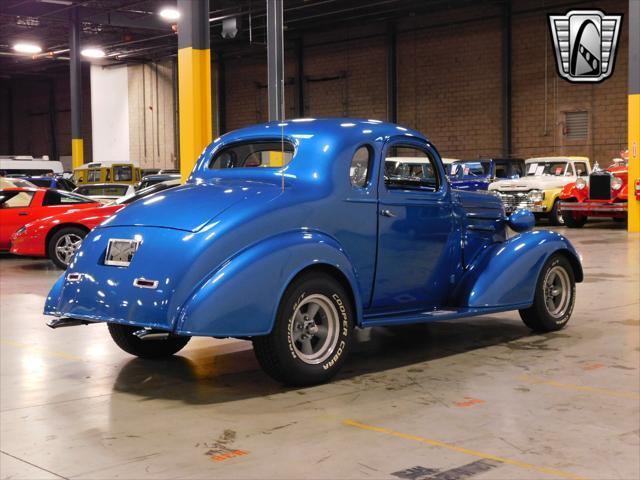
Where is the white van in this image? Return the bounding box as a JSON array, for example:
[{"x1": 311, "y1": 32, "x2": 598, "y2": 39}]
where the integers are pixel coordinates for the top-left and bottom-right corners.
[{"x1": 0, "y1": 156, "x2": 64, "y2": 177}]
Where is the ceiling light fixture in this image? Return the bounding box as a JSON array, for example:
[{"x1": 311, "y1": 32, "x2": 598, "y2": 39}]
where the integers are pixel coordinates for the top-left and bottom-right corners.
[
  {"x1": 81, "y1": 48, "x2": 105, "y2": 58},
  {"x1": 159, "y1": 8, "x2": 180, "y2": 21},
  {"x1": 13, "y1": 43, "x2": 42, "y2": 54}
]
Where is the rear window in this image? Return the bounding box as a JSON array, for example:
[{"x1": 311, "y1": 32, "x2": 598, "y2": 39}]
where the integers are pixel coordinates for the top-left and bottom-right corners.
[
  {"x1": 43, "y1": 190, "x2": 94, "y2": 206},
  {"x1": 76, "y1": 185, "x2": 129, "y2": 197},
  {"x1": 209, "y1": 141, "x2": 295, "y2": 169}
]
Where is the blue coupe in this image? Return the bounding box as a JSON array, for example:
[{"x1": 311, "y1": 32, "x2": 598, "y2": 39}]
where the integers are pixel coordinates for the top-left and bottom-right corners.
[{"x1": 45, "y1": 119, "x2": 582, "y2": 385}]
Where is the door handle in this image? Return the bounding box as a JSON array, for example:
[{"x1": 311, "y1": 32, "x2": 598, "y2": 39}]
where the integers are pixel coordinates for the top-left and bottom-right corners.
[
  {"x1": 380, "y1": 209, "x2": 396, "y2": 218},
  {"x1": 18, "y1": 212, "x2": 28, "y2": 216}
]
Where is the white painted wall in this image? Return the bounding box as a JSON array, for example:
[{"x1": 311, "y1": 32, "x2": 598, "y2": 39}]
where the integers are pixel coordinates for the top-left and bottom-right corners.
[{"x1": 90, "y1": 64, "x2": 130, "y2": 163}]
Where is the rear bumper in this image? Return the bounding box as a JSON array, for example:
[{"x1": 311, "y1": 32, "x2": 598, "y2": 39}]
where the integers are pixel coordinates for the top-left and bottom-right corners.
[{"x1": 560, "y1": 202, "x2": 627, "y2": 213}]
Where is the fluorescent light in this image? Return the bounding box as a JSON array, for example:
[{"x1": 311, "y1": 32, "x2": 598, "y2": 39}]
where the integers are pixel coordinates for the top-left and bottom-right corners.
[
  {"x1": 159, "y1": 8, "x2": 180, "y2": 20},
  {"x1": 81, "y1": 48, "x2": 105, "y2": 58},
  {"x1": 13, "y1": 43, "x2": 42, "y2": 54}
]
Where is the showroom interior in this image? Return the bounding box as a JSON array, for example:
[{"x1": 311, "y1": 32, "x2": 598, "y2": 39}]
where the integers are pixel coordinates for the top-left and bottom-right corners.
[{"x1": 1, "y1": 0, "x2": 639, "y2": 478}]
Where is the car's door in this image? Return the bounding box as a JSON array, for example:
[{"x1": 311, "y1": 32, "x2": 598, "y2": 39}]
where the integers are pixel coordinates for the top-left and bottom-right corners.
[
  {"x1": 0, "y1": 190, "x2": 37, "y2": 249},
  {"x1": 371, "y1": 139, "x2": 455, "y2": 312}
]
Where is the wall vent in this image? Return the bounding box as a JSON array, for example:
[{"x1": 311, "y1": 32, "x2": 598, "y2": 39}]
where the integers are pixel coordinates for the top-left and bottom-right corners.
[{"x1": 565, "y1": 111, "x2": 588, "y2": 140}]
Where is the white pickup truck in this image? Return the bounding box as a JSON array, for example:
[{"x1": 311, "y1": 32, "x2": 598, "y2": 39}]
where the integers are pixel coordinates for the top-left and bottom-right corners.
[{"x1": 489, "y1": 156, "x2": 591, "y2": 225}]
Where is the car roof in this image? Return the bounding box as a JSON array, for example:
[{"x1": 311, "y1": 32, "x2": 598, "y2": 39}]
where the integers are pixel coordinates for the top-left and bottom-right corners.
[
  {"x1": 525, "y1": 156, "x2": 589, "y2": 163},
  {"x1": 215, "y1": 118, "x2": 426, "y2": 149},
  {"x1": 0, "y1": 187, "x2": 45, "y2": 192}
]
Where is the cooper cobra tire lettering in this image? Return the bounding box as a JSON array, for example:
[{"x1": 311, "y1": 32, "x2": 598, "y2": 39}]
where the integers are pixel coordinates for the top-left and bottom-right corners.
[{"x1": 252, "y1": 273, "x2": 354, "y2": 386}]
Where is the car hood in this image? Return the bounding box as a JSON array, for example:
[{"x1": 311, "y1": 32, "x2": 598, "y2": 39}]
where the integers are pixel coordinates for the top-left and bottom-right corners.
[
  {"x1": 489, "y1": 176, "x2": 571, "y2": 191},
  {"x1": 102, "y1": 180, "x2": 283, "y2": 232}
]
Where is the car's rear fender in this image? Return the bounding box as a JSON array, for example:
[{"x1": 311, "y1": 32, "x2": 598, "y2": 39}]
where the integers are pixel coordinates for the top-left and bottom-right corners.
[
  {"x1": 451, "y1": 230, "x2": 583, "y2": 308},
  {"x1": 175, "y1": 230, "x2": 363, "y2": 337}
]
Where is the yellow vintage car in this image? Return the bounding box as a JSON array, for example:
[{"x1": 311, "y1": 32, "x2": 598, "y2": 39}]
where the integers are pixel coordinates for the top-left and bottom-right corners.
[
  {"x1": 489, "y1": 156, "x2": 591, "y2": 225},
  {"x1": 73, "y1": 161, "x2": 141, "y2": 186}
]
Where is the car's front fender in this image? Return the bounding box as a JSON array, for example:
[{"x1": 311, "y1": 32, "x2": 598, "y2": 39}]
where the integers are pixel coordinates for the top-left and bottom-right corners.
[
  {"x1": 452, "y1": 230, "x2": 582, "y2": 308},
  {"x1": 174, "y1": 230, "x2": 363, "y2": 337}
]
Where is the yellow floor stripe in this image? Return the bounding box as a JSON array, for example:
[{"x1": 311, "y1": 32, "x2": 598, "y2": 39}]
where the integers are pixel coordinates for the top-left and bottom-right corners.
[
  {"x1": 519, "y1": 375, "x2": 640, "y2": 400},
  {"x1": 0, "y1": 338, "x2": 82, "y2": 362},
  {"x1": 343, "y1": 419, "x2": 588, "y2": 480}
]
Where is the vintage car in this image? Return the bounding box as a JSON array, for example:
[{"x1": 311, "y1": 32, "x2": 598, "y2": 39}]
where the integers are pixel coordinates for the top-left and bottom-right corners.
[
  {"x1": 489, "y1": 156, "x2": 591, "y2": 225},
  {"x1": 0, "y1": 188, "x2": 98, "y2": 251},
  {"x1": 73, "y1": 160, "x2": 141, "y2": 186},
  {"x1": 11, "y1": 180, "x2": 180, "y2": 268},
  {"x1": 448, "y1": 158, "x2": 525, "y2": 191},
  {"x1": 44, "y1": 119, "x2": 583, "y2": 386},
  {"x1": 559, "y1": 158, "x2": 629, "y2": 227}
]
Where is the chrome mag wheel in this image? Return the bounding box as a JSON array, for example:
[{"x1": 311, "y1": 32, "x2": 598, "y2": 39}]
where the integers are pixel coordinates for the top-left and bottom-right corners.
[
  {"x1": 289, "y1": 293, "x2": 340, "y2": 365},
  {"x1": 543, "y1": 265, "x2": 571, "y2": 318},
  {"x1": 55, "y1": 233, "x2": 83, "y2": 266}
]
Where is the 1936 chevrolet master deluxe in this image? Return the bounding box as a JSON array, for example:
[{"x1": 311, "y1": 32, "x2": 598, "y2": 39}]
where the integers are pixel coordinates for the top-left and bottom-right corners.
[{"x1": 45, "y1": 119, "x2": 582, "y2": 385}]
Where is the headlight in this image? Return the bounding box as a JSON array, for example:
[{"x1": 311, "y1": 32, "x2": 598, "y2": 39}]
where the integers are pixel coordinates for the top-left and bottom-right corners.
[
  {"x1": 611, "y1": 176, "x2": 623, "y2": 190},
  {"x1": 528, "y1": 190, "x2": 544, "y2": 202},
  {"x1": 14, "y1": 226, "x2": 27, "y2": 237},
  {"x1": 575, "y1": 178, "x2": 587, "y2": 190}
]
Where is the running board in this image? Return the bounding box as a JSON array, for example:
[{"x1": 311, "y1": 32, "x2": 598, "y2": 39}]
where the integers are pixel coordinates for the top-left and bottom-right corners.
[
  {"x1": 47, "y1": 317, "x2": 94, "y2": 329},
  {"x1": 361, "y1": 304, "x2": 530, "y2": 327}
]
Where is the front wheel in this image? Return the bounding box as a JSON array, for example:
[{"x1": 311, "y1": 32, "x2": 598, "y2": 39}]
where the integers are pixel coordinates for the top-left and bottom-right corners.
[
  {"x1": 108, "y1": 323, "x2": 190, "y2": 358},
  {"x1": 519, "y1": 254, "x2": 575, "y2": 332},
  {"x1": 548, "y1": 199, "x2": 564, "y2": 226},
  {"x1": 48, "y1": 226, "x2": 87, "y2": 269},
  {"x1": 563, "y1": 210, "x2": 587, "y2": 228},
  {"x1": 252, "y1": 273, "x2": 354, "y2": 386}
]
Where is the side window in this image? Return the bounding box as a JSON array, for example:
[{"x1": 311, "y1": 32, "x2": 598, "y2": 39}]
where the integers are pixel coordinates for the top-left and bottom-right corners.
[
  {"x1": 88, "y1": 169, "x2": 101, "y2": 182},
  {"x1": 0, "y1": 191, "x2": 35, "y2": 208},
  {"x1": 209, "y1": 141, "x2": 295, "y2": 169},
  {"x1": 350, "y1": 146, "x2": 372, "y2": 188},
  {"x1": 574, "y1": 162, "x2": 588, "y2": 176},
  {"x1": 384, "y1": 145, "x2": 439, "y2": 191}
]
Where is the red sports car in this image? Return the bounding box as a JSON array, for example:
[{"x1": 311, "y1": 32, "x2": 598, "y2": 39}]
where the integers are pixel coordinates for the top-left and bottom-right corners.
[
  {"x1": 9, "y1": 181, "x2": 179, "y2": 268},
  {"x1": 1, "y1": 188, "x2": 98, "y2": 253}
]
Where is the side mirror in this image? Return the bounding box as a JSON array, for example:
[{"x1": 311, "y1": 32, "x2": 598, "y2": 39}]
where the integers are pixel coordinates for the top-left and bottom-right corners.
[{"x1": 508, "y1": 209, "x2": 535, "y2": 233}]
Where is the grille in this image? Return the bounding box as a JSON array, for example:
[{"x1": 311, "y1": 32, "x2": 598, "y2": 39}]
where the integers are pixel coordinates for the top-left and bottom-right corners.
[
  {"x1": 589, "y1": 174, "x2": 611, "y2": 200},
  {"x1": 496, "y1": 192, "x2": 532, "y2": 213}
]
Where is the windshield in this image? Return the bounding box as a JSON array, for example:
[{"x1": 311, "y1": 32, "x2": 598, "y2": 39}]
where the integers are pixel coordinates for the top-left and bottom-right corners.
[
  {"x1": 75, "y1": 185, "x2": 129, "y2": 197},
  {"x1": 526, "y1": 162, "x2": 568, "y2": 177},
  {"x1": 449, "y1": 161, "x2": 491, "y2": 179}
]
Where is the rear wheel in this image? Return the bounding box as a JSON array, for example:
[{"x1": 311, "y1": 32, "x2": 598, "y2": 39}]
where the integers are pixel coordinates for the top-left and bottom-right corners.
[
  {"x1": 108, "y1": 323, "x2": 190, "y2": 358},
  {"x1": 252, "y1": 273, "x2": 354, "y2": 386},
  {"x1": 48, "y1": 226, "x2": 87, "y2": 269},
  {"x1": 519, "y1": 254, "x2": 575, "y2": 332},
  {"x1": 548, "y1": 199, "x2": 564, "y2": 226}
]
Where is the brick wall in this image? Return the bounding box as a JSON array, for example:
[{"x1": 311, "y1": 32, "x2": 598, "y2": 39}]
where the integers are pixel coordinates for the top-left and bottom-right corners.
[
  {"x1": 0, "y1": 67, "x2": 92, "y2": 163},
  {"x1": 222, "y1": 0, "x2": 629, "y2": 165}
]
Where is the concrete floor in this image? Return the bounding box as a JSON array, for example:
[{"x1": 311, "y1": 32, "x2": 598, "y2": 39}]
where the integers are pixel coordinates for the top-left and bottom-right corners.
[{"x1": 1, "y1": 221, "x2": 638, "y2": 480}]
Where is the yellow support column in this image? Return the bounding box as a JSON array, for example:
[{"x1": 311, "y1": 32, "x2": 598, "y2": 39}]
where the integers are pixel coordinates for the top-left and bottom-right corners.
[
  {"x1": 177, "y1": 0, "x2": 212, "y2": 183},
  {"x1": 629, "y1": 0, "x2": 640, "y2": 232},
  {"x1": 71, "y1": 138, "x2": 84, "y2": 169},
  {"x1": 629, "y1": 94, "x2": 640, "y2": 232}
]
